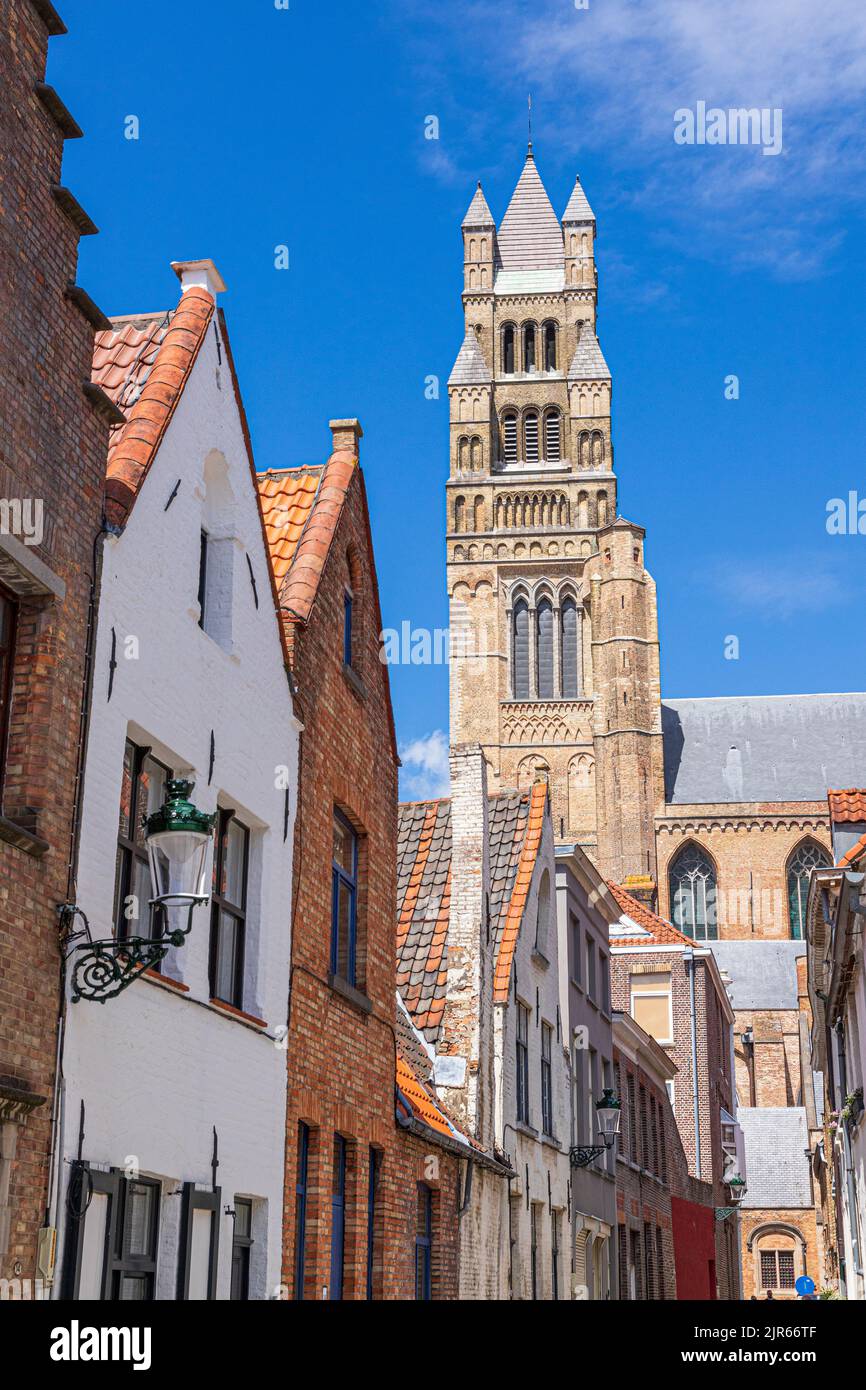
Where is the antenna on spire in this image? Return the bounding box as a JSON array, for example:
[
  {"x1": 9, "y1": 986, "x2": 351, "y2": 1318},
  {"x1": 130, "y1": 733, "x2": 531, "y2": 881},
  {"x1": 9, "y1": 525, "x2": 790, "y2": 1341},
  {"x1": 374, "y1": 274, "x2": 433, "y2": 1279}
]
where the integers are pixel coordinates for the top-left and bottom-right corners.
[{"x1": 528, "y1": 93, "x2": 533, "y2": 155}]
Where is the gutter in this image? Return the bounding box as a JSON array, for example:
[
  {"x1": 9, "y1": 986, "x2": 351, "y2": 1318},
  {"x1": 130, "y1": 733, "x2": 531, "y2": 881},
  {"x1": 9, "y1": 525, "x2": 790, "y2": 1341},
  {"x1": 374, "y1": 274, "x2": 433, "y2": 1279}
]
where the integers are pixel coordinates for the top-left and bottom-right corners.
[{"x1": 684, "y1": 948, "x2": 702, "y2": 1180}]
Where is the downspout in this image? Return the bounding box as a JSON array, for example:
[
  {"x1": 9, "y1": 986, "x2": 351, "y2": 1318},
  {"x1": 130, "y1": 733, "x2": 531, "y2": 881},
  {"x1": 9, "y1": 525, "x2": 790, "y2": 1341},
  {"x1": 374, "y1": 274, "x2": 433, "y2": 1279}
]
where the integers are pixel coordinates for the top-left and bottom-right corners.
[{"x1": 685, "y1": 949, "x2": 702, "y2": 1179}]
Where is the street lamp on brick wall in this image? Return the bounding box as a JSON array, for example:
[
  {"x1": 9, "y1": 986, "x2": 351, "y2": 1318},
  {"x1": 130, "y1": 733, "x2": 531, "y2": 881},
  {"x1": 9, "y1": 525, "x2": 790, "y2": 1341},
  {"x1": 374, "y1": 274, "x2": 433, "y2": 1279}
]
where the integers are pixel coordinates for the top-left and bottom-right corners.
[
  {"x1": 60, "y1": 779, "x2": 215, "y2": 1004},
  {"x1": 570, "y1": 1089, "x2": 621, "y2": 1168}
]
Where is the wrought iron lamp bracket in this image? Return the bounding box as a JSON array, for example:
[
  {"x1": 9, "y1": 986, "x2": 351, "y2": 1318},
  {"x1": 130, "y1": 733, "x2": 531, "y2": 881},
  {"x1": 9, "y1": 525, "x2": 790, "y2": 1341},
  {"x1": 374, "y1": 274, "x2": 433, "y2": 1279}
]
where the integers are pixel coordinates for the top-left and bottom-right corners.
[
  {"x1": 60, "y1": 897, "x2": 206, "y2": 1004},
  {"x1": 569, "y1": 1143, "x2": 609, "y2": 1168}
]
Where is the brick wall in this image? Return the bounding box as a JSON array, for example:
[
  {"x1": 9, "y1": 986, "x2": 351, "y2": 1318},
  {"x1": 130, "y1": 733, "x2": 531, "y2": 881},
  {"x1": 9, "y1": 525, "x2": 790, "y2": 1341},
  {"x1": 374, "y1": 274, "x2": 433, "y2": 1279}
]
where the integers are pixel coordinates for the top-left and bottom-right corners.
[
  {"x1": 0, "y1": 0, "x2": 109, "y2": 1281},
  {"x1": 613, "y1": 1044, "x2": 676, "y2": 1299}
]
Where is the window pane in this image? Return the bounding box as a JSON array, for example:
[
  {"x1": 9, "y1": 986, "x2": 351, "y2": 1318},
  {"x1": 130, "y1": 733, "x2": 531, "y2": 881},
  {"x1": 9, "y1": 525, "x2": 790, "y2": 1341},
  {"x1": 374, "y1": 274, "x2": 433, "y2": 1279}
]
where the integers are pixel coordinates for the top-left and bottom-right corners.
[
  {"x1": 503, "y1": 415, "x2": 518, "y2": 464},
  {"x1": 78, "y1": 1191, "x2": 110, "y2": 1299},
  {"x1": 188, "y1": 1209, "x2": 214, "y2": 1301},
  {"x1": 333, "y1": 815, "x2": 356, "y2": 878},
  {"x1": 118, "y1": 743, "x2": 136, "y2": 840},
  {"x1": 513, "y1": 600, "x2": 529, "y2": 699},
  {"x1": 536, "y1": 600, "x2": 554, "y2": 699},
  {"x1": 778, "y1": 1252, "x2": 795, "y2": 1288},
  {"x1": 335, "y1": 879, "x2": 353, "y2": 979},
  {"x1": 215, "y1": 913, "x2": 239, "y2": 1001},
  {"x1": 119, "y1": 1275, "x2": 150, "y2": 1300},
  {"x1": 125, "y1": 1183, "x2": 155, "y2": 1258},
  {"x1": 561, "y1": 600, "x2": 578, "y2": 698},
  {"x1": 223, "y1": 821, "x2": 247, "y2": 907},
  {"x1": 134, "y1": 757, "x2": 167, "y2": 848},
  {"x1": 634, "y1": 994, "x2": 671, "y2": 1041},
  {"x1": 524, "y1": 412, "x2": 539, "y2": 462}
]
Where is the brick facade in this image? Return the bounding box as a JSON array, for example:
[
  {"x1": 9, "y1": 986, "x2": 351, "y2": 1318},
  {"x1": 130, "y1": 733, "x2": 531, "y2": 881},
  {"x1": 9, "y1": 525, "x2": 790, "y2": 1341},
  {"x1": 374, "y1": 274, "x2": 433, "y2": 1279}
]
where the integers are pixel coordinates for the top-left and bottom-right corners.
[
  {"x1": 272, "y1": 424, "x2": 461, "y2": 1300},
  {"x1": 0, "y1": 0, "x2": 109, "y2": 1282}
]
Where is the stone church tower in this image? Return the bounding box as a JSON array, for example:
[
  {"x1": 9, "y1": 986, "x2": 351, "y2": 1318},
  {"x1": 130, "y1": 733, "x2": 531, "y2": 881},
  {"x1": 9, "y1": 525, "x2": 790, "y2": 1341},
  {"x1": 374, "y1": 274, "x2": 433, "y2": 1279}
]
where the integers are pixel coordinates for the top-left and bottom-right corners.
[{"x1": 446, "y1": 147, "x2": 665, "y2": 888}]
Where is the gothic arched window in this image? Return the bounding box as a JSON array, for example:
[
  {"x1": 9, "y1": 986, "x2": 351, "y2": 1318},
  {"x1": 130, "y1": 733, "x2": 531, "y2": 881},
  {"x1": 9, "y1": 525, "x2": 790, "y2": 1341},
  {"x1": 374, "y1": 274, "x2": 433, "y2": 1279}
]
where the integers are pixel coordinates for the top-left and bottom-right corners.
[
  {"x1": 524, "y1": 323, "x2": 536, "y2": 373},
  {"x1": 669, "y1": 844, "x2": 718, "y2": 941},
  {"x1": 501, "y1": 412, "x2": 518, "y2": 466},
  {"x1": 502, "y1": 325, "x2": 516, "y2": 375},
  {"x1": 544, "y1": 410, "x2": 561, "y2": 463},
  {"x1": 560, "y1": 598, "x2": 579, "y2": 698},
  {"x1": 524, "y1": 411, "x2": 539, "y2": 464},
  {"x1": 512, "y1": 599, "x2": 530, "y2": 699},
  {"x1": 536, "y1": 598, "x2": 554, "y2": 699},
  {"x1": 787, "y1": 841, "x2": 830, "y2": 940},
  {"x1": 543, "y1": 322, "x2": 557, "y2": 371}
]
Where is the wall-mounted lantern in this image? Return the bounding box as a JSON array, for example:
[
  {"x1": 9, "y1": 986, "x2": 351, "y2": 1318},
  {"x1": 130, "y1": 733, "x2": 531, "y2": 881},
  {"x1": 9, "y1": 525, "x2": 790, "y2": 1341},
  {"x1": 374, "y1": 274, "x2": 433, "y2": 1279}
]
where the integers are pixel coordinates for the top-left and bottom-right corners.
[{"x1": 570, "y1": 1089, "x2": 621, "y2": 1169}]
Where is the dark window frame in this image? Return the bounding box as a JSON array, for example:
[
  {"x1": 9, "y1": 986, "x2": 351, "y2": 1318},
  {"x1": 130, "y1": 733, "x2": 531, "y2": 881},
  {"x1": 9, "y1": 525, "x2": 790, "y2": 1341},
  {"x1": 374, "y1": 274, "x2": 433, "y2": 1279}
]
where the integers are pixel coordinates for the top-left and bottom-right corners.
[
  {"x1": 114, "y1": 740, "x2": 171, "y2": 944},
  {"x1": 209, "y1": 808, "x2": 250, "y2": 1008},
  {"x1": 366, "y1": 1146, "x2": 382, "y2": 1300},
  {"x1": 331, "y1": 808, "x2": 359, "y2": 986},
  {"x1": 330, "y1": 1134, "x2": 347, "y2": 1300},
  {"x1": 177, "y1": 1182, "x2": 221, "y2": 1301},
  {"x1": 198, "y1": 529, "x2": 209, "y2": 629},
  {"x1": 516, "y1": 1001, "x2": 530, "y2": 1124},
  {"x1": 230, "y1": 1198, "x2": 253, "y2": 1301},
  {"x1": 541, "y1": 1021, "x2": 554, "y2": 1137},
  {"x1": 294, "y1": 1123, "x2": 310, "y2": 1300},
  {"x1": 415, "y1": 1183, "x2": 433, "y2": 1300}
]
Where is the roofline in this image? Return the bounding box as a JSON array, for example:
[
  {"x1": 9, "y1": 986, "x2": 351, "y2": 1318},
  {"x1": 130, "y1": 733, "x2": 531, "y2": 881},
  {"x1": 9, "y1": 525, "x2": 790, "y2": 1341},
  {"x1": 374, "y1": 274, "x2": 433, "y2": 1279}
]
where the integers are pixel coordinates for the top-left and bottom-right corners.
[
  {"x1": 663, "y1": 691, "x2": 866, "y2": 704},
  {"x1": 554, "y1": 844, "x2": 621, "y2": 924},
  {"x1": 612, "y1": 1011, "x2": 678, "y2": 1082}
]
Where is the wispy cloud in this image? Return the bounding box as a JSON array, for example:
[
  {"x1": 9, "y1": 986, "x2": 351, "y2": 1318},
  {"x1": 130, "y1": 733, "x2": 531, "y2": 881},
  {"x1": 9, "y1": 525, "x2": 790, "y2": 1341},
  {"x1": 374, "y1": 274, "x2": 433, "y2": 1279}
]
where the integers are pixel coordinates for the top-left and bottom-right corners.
[
  {"x1": 399, "y1": 729, "x2": 451, "y2": 800},
  {"x1": 708, "y1": 557, "x2": 845, "y2": 619}
]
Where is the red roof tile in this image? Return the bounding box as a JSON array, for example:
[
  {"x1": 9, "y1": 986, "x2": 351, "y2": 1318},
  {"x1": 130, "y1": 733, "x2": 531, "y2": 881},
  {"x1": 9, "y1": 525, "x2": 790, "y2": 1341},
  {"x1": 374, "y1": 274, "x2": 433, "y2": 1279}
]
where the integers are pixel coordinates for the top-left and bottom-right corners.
[
  {"x1": 838, "y1": 831, "x2": 866, "y2": 868},
  {"x1": 93, "y1": 288, "x2": 215, "y2": 525},
  {"x1": 257, "y1": 449, "x2": 358, "y2": 623},
  {"x1": 607, "y1": 881, "x2": 694, "y2": 947},
  {"x1": 396, "y1": 1050, "x2": 474, "y2": 1148},
  {"x1": 493, "y1": 780, "x2": 547, "y2": 1002},
  {"x1": 828, "y1": 789, "x2": 866, "y2": 823}
]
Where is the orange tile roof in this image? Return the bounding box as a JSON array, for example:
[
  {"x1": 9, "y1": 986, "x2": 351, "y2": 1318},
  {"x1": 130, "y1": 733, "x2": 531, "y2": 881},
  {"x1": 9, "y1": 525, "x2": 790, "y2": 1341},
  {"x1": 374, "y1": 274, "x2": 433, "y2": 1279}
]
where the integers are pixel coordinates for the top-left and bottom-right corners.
[
  {"x1": 257, "y1": 449, "x2": 358, "y2": 623},
  {"x1": 838, "y1": 831, "x2": 866, "y2": 868},
  {"x1": 828, "y1": 789, "x2": 866, "y2": 823},
  {"x1": 607, "y1": 881, "x2": 695, "y2": 947},
  {"x1": 493, "y1": 780, "x2": 547, "y2": 1001},
  {"x1": 396, "y1": 1050, "x2": 473, "y2": 1148},
  {"x1": 93, "y1": 287, "x2": 215, "y2": 526}
]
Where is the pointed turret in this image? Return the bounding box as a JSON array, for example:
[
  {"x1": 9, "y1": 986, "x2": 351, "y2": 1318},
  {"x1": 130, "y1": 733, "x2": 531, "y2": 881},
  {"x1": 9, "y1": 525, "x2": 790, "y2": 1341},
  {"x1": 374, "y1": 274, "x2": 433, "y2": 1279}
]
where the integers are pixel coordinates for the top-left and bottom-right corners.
[
  {"x1": 449, "y1": 328, "x2": 492, "y2": 387},
  {"x1": 462, "y1": 181, "x2": 495, "y2": 229},
  {"x1": 567, "y1": 323, "x2": 610, "y2": 380},
  {"x1": 562, "y1": 174, "x2": 596, "y2": 226},
  {"x1": 462, "y1": 182, "x2": 495, "y2": 295},
  {"x1": 562, "y1": 173, "x2": 597, "y2": 298},
  {"x1": 496, "y1": 149, "x2": 564, "y2": 277}
]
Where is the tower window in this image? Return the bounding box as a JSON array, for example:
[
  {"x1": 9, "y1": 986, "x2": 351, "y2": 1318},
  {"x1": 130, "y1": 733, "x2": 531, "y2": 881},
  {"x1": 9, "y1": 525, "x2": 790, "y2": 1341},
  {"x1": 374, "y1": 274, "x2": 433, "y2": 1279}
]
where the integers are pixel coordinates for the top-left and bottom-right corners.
[
  {"x1": 536, "y1": 598, "x2": 554, "y2": 699},
  {"x1": 544, "y1": 411, "x2": 561, "y2": 463},
  {"x1": 524, "y1": 411, "x2": 539, "y2": 464},
  {"x1": 512, "y1": 598, "x2": 530, "y2": 699},
  {"x1": 560, "y1": 598, "x2": 579, "y2": 698},
  {"x1": 524, "y1": 323, "x2": 536, "y2": 373},
  {"x1": 502, "y1": 413, "x2": 518, "y2": 465},
  {"x1": 503, "y1": 325, "x2": 516, "y2": 375},
  {"x1": 669, "y1": 844, "x2": 717, "y2": 942},
  {"x1": 544, "y1": 322, "x2": 557, "y2": 371}
]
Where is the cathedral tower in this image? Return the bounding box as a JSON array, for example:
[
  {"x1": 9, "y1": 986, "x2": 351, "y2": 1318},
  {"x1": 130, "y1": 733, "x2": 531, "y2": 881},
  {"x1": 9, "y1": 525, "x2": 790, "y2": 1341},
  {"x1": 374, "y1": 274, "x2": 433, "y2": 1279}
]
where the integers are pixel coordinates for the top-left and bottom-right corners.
[{"x1": 446, "y1": 148, "x2": 664, "y2": 889}]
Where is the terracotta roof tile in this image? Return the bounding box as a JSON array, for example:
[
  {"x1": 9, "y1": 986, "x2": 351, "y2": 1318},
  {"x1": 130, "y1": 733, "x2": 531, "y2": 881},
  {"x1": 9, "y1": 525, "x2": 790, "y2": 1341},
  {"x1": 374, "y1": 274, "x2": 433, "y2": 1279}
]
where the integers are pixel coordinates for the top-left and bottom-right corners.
[
  {"x1": 493, "y1": 781, "x2": 547, "y2": 1001},
  {"x1": 828, "y1": 789, "x2": 866, "y2": 823},
  {"x1": 257, "y1": 451, "x2": 357, "y2": 623},
  {"x1": 607, "y1": 881, "x2": 694, "y2": 947},
  {"x1": 838, "y1": 831, "x2": 866, "y2": 868},
  {"x1": 92, "y1": 288, "x2": 215, "y2": 526},
  {"x1": 396, "y1": 1050, "x2": 474, "y2": 1148}
]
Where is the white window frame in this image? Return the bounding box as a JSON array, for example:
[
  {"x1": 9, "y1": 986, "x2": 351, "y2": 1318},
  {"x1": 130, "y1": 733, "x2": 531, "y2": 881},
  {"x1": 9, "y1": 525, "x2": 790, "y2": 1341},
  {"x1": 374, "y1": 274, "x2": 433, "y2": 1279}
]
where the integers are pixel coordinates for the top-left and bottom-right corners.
[{"x1": 630, "y1": 975, "x2": 673, "y2": 1047}]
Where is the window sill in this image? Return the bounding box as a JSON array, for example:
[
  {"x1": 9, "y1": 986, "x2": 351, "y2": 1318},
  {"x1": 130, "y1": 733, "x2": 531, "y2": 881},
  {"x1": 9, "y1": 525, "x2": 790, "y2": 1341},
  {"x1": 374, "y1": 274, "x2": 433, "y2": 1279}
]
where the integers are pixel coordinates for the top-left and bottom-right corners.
[
  {"x1": 208, "y1": 997, "x2": 268, "y2": 1029},
  {"x1": 342, "y1": 662, "x2": 367, "y2": 701},
  {"x1": 0, "y1": 813, "x2": 50, "y2": 858},
  {"x1": 143, "y1": 969, "x2": 189, "y2": 994},
  {"x1": 531, "y1": 948, "x2": 550, "y2": 970},
  {"x1": 328, "y1": 973, "x2": 372, "y2": 1015},
  {"x1": 541, "y1": 1133, "x2": 561, "y2": 1150},
  {"x1": 514, "y1": 1119, "x2": 539, "y2": 1140}
]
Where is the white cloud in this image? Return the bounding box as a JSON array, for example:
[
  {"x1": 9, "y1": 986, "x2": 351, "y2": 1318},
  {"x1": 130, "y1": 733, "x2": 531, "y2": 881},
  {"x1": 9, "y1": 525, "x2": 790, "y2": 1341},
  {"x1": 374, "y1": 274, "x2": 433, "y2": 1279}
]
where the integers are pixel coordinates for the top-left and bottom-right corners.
[
  {"x1": 709, "y1": 557, "x2": 845, "y2": 619},
  {"x1": 399, "y1": 729, "x2": 451, "y2": 800}
]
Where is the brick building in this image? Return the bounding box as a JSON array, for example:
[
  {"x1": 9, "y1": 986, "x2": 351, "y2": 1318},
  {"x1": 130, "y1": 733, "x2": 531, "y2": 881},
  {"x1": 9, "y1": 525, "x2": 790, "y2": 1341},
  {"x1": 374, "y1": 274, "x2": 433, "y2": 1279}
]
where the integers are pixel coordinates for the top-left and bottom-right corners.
[
  {"x1": 0, "y1": 0, "x2": 111, "y2": 1286},
  {"x1": 259, "y1": 423, "x2": 468, "y2": 1300},
  {"x1": 608, "y1": 883, "x2": 743, "y2": 1299}
]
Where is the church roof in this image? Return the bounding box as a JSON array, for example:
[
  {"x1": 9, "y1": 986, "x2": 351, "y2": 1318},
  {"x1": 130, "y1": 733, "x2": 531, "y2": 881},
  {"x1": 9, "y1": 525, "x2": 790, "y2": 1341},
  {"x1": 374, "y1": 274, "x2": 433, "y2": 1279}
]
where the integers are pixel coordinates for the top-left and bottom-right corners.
[
  {"x1": 496, "y1": 150, "x2": 564, "y2": 273},
  {"x1": 448, "y1": 329, "x2": 491, "y2": 386},
  {"x1": 567, "y1": 324, "x2": 610, "y2": 380},
  {"x1": 708, "y1": 940, "x2": 805, "y2": 1011},
  {"x1": 462, "y1": 182, "x2": 495, "y2": 227},
  {"x1": 562, "y1": 175, "x2": 596, "y2": 224},
  {"x1": 662, "y1": 693, "x2": 866, "y2": 805}
]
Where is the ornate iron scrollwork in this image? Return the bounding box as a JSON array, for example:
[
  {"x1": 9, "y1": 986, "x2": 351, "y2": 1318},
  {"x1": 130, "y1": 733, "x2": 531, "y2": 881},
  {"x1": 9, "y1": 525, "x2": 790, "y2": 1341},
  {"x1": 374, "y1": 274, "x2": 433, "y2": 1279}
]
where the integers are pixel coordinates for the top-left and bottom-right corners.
[
  {"x1": 569, "y1": 1144, "x2": 607, "y2": 1168},
  {"x1": 59, "y1": 902, "x2": 200, "y2": 1004}
]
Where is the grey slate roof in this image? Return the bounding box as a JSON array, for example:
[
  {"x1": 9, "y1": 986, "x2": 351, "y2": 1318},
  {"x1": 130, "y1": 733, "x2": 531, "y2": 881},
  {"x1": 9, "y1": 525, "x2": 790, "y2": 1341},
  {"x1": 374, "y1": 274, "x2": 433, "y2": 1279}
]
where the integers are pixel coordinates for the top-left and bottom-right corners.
[
  {"x1": 562, "y1": 175, "x2": 596, "y2": 224},
  {"x1": 737, "y1": 1108, "x2": 813, "y2": 1208},
  {"x1": 709, "y1": 940, "x2": 805, "y2": 1010},
  {"x1": 448, "y1": 330, "x2": 491, "y2": 386},
  {"x1": 462, "y1": 183, "x2": 495, "y2": 228},
  {"x1": 496, "y1": 152, "x2": 564, "y2": 272},
  {"x1": 567, "y1": 325, "x2": 611, "y2": 380},
  {"x1": 662, "y1": 693, "x2": 866, "y2": 804}
]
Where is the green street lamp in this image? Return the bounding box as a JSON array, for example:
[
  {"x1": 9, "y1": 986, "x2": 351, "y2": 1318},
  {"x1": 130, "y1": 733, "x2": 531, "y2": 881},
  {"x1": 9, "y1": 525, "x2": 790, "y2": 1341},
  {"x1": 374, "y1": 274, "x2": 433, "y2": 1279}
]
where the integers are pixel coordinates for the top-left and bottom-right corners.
[
  {"x1": 570, "y1": 1089, "x2": 622, "y2": 1168},
  {"x1": 60, "y1": 779, "x2": 215, "y2": 1004}
]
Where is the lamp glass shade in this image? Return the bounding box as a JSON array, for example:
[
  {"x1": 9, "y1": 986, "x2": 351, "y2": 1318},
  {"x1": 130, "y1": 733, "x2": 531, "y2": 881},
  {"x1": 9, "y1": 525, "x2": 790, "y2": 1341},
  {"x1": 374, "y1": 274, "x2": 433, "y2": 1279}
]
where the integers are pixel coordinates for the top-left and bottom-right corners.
[
  {"x1": 146, "y1": 829, "x2": 210, "y2": 903},
  {"x1": 595, "y1": 1089, "x2": 622, "y2": 1139}
]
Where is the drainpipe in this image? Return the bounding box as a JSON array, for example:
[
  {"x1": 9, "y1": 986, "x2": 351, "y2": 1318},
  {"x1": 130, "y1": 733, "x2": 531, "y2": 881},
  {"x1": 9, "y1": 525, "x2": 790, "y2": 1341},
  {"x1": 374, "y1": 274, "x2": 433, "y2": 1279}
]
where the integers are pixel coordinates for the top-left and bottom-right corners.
[{"x1": 685, "y1": 949, "x2": 702, "y2": 1179}]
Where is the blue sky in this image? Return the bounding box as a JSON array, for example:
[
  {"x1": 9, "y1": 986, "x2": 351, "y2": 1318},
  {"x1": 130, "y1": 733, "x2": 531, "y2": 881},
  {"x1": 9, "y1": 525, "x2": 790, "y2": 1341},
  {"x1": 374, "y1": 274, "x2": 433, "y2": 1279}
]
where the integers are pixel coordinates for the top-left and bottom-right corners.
[{"x1": 53, "y1": 0, "x2": 866, "y2": 798}]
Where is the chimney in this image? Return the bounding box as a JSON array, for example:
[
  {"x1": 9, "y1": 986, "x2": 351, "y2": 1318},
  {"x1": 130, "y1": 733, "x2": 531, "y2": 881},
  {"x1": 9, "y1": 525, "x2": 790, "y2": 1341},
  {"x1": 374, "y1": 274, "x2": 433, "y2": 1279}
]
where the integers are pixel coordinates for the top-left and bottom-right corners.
[
  {"x1": 170, "y1": 259, "x2": 227, "y2": 298},
  {"x1": 329, "y1": 418, "x2": 363, "y2": 456},
  {"x1": 435, "y1": 743, "x2": 493, "y2": 1147}
]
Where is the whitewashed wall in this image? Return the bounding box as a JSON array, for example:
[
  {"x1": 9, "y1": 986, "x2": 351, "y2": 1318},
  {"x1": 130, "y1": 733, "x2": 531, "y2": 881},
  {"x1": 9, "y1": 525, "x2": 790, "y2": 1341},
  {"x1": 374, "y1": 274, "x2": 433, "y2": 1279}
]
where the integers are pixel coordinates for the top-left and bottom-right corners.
[{"x1": 56, "y1": 306, "x2": 299, "y2": 1301}]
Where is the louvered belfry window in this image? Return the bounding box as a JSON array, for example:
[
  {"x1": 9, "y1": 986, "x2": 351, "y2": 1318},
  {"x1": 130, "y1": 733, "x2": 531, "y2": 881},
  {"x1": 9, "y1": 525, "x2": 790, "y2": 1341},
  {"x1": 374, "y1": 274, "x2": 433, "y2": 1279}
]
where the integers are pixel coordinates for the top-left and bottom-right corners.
[
  {"x1": 536, "y1": 599, "x2": 554, "y2": 699},
  {"x1": 502, "y1": 413, "x2": 518, "y2": 465},
  {"x1": 544, "y1": 411, "x2": 561, "y2": 462},
  {"x1": 512, "y1": 599, "x2": 530, "y2": 698},
  {"x1": 560, "y1": 598, "x2": 579, "y2": 698},
  {"x1": 524, "y1": 411, "x2": 539, "y2": 463}
]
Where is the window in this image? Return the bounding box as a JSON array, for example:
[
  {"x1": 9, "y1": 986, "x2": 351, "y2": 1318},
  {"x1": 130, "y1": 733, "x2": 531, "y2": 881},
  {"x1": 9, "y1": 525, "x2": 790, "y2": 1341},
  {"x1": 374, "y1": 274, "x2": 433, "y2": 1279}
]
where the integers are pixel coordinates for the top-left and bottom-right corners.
[
  {"x1": 524, "y1": 323, "x2": 536, "y2": 373},
  {"x1": 544, "y1": 410, "x2": 561, "y2": 462},
  {"x1": 502, "y1": 324, "x2": 516, "y2": 375},
  {"x1": 669, "y1": 843, "x2": 718, "y2": 941},
  {"x1": 560, "y1": 598, "x2": 579, "y2": 698},
  {"x1": 332, "y1": 810, "x2": 359, "y2": 985},
  {"x1": 0, "y1": 588, "x2": 16, "y2": 791},
  {"x1": 198, "y1": 529, "x2": 209, "y2": 628},
  {"x1": 343, "y1": 590, "x2": 353, "y2": 668},
  {"x1": 63, "y1": 1168, "x2": 160, "y2": 1300},
  {"x1": 541, "y1": 1022, "x2": 554, "y2": 1136},
  {"x1": 627, "y1": 1073, "x2": 637, "y2": 1164},
  {"x1": 294, "y1": 1123, "x2": 310, "y2": 1300},
  {"x1": 366, "y1": 1147, "x2": 382, "y2": 1300},
  {"x1": 330, "y1": 1135, "x2": 347, "y2": 1300},
  {"x1": 644, "y1": 1221, "x2": 655, "y2": 1299},
  {"x1": 524, "y1": 410, "x2": 539, "y2": 463},
  {"x1": 551, "y1": 1211, "x2": 561, "y2": 1300},
  {"x1": 112, "y1": 1177, "x2": 160, "y2": 1301},
  {"x1": 177, "y1": 1182, "x2": 221, "y2": 1301},
  {"x1": 761, "y1": 1249, "x2": 795, "y2": 1289},
  {"x1": 787, "y1": 841, "x2": 830, "y2": 939},
  {"x1": 530, "y1": 1204, "x2": 539, "y2": 1300},
  {"x1": 586, "y1": 939, "x2": 597, "y2": 1002},
  {"x1": 639, "y1": 1085, "x2": 648, "y2": 1170},
  {"x1": 656, "y1": 1227, "x2": 665, "y2": 1300},
  {"x1": 572, "y1": 1046, "x2": 584, "y2": 1146},
  {"x1": 630, "y1": 972, "x2": 673, "y2": 1045},
  {"x1": 501, "y1": 412, "x2": 518, "y2": 465},
  {"x1": 210, "y1": 810, "x2": 249, "y2": 1007},
  {"x1": 570, "y1": 913, "x2": 582, "y2": 984},
  {"x1": 230, "y1": 1199, "x2": 253, "y2": 1300},
  {"x1": 535, "y1": 870, "x2": 550, "y2": 955},
  {"x1": 599, "y1": 953, "x2": 610, "y2": 1014},
  {"x1": 512, "y1": 598, "x2": 530, "y2": 699},
  {"x1": 516, "y1": 1002, "x2": 530, "y2": 1123},
  {"x1": 613, "y1": 1062, "x2": 623, "y2": 1155},
  {"x1": 415, "y1": 1184, "x2": 432, "y2": 1300},
  {"x1": 114, "y1": 741, "x2": 171, "y2": 943},
  {"x1": 544, "y1": 322, "x2": 557, "y2": 371},
  {"x1": 536, "y1": 598, "x2": 554, "y2": 698}
]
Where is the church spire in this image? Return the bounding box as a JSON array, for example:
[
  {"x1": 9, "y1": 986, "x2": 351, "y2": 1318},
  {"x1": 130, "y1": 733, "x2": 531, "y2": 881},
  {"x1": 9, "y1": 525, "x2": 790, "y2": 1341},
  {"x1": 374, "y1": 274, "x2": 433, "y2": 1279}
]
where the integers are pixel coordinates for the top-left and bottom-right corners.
[{"x1": 496, "y1": 150, "x2": 563, "y2": 272}]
